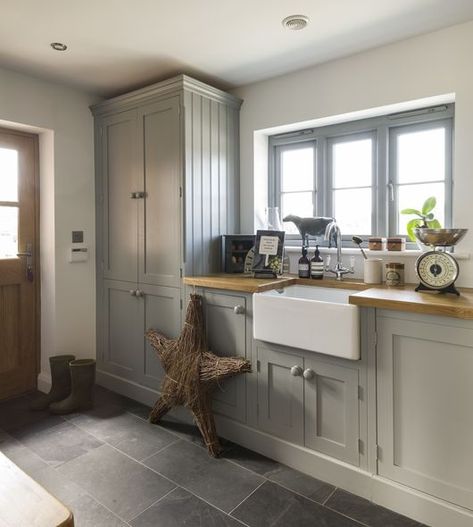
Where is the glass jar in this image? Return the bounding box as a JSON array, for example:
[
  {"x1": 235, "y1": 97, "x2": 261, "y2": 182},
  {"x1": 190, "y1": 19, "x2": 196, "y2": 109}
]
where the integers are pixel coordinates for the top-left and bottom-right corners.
[
  {"x1": 368, "y1": 237, "x2": 384, "y2": 251},
  {"x1": 385, "y1": 262, "x2": 404, "y2": 286}
]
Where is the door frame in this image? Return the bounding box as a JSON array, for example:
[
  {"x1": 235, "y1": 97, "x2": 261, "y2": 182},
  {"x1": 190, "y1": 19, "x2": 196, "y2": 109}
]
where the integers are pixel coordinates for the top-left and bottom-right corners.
[{"x1": 0, "y1": 126, "x2": 41, "y2": 395}]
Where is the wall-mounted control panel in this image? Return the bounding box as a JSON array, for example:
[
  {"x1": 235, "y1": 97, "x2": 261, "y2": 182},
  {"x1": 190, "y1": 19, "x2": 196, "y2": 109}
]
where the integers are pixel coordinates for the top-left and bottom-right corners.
[{"x1": 68, "y1": 247, "x2": 88, "y2": 263}]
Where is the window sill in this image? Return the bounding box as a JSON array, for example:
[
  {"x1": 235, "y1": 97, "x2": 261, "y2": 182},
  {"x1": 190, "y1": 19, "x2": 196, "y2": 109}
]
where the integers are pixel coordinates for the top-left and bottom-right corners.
[{"x1": 284, "y1": 246, "x2": 471, "y2": 260}]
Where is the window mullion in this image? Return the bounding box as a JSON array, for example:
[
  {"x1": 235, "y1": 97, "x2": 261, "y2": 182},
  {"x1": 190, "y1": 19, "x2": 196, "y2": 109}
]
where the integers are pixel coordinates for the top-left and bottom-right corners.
[
  {"x1": 377, "y1": 125, "x2": 389, "y2": 236},
  {"x1": 317, "y1": 137, "x2": 325, "y2": 217}
]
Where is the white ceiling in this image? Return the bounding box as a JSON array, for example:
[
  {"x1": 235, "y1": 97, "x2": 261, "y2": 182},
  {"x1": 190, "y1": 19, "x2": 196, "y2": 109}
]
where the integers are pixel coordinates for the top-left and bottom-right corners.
[{"x1": 1, "y1": 0, "x2": 473, "y2": 97}]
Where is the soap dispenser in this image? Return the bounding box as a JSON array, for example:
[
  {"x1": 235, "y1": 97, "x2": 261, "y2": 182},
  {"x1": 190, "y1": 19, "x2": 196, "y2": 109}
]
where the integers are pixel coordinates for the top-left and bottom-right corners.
[
  {"x1": 310, "y1": 245, "x2": 324, "y2": 279},
  {"x1": 298, "y1": 246, "x2": 310, "y2": 278}
]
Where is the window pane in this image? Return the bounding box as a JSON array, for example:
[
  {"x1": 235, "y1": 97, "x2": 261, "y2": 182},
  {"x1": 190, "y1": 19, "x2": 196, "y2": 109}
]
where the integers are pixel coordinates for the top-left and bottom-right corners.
[
  {"x1": 397, "y1": 128, "x2": 445, "y2": 183},
  {"x1": 332, "y1": 138, "x2": 372, "y2": 188},
  {"x1": 0, "y1": 148, "x2": 19, "y2": 202},
  {"x1": 281, "y1": 146, "x2": 314, "y2": 192},
  {"x1": 0, "y1": 206, "x2": 18, "y2": 258},
  {"x1": 334, "y1": 188, "x2": 372, "y2": 234},
  {"x1": 282, "y1": 192, "x2": 314, "y2": 234},
  {"x1": 397, "y1": 183, "x2": 445, "y2": 236}
]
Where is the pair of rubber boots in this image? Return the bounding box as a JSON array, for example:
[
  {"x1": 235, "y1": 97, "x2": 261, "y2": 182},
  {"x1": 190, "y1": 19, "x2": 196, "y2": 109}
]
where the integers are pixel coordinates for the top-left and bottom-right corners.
[{"x1": 30, "y1": 355, "x2": 96, "y2": 414}]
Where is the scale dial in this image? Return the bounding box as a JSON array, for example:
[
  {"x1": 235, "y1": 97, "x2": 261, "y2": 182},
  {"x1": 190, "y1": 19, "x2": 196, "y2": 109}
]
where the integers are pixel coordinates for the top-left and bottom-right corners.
[{"x1": 415, "y1": 250, "x2": 459, "y2": 290}]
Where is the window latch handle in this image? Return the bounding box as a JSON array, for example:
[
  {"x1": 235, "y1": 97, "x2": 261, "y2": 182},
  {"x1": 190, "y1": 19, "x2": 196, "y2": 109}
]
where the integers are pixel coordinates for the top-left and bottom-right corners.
[{"x1": 387, "y1": 181, "x2": 394, "y2": 202}]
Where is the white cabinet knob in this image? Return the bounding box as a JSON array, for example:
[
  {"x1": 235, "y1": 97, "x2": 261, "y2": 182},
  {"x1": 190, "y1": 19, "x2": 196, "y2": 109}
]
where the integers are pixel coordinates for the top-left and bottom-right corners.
[
  {"x1": 233, "y1": 305, "x2": 245, "y2": 315},
  {"x1": 290, "y1": 365, "x2": 303, "y2": 377},
  {"x1": 303, "y1": 368, "x2": 314, "y2": 380}
]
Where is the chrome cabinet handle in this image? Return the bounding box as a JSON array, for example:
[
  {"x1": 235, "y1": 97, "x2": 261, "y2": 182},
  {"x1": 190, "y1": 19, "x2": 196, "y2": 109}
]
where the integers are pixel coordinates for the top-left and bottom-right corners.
[
  {"x1": 135, "y1": 289, "x2": 144, "y2": 297},
  {"x1": 135, "y1": 191, "x2": 146, "y2": 199},
  {"x1": 129, "y1": 289, "x2": 137, "y2": 296},
  {"x1": 290, "y1": 365, "x2": 303, "y2": 377},
  {"x1": 233, "y1": 305, "x2": 245, "y2": 315},
  {"x1": 130, "y1": 192, "x2": 138, "y2": 199},
  {"x1": 303, "y1": 368, "x2": 315, "y2": 380}
]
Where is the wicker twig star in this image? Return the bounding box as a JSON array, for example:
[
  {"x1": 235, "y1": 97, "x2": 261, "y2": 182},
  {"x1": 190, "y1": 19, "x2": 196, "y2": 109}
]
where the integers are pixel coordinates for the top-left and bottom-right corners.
[{"x1": 146, "y1": 294, "x2": 251, "y2": 457}]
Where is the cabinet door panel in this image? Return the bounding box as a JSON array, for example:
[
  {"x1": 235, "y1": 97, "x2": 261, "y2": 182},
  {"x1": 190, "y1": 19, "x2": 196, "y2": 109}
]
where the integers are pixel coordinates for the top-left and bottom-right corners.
[
  {"x1": 101, "y1": 111, "x2": 138, "y2": 282},
  {"x1": 256, "y1": 344, "x2": 304, "y2": 444},
  {"x1": 140, "y1": 284, "x2": 181, "y2": 389},
  {"x1": 377, "y1": 316, "x2": 473, "y2": 510},
  {"x1": 204, "y1": 292, "x2": 247, "y2": 422},
  {"x1": 304, "y1": 358, "x2": 359, "y2": 466},
  {"x1": 138, "y1": 97, "x2": 181, "y2": 287},
  {"x1": 101, "y1": 280, "x2": 142, "y2": 381}
]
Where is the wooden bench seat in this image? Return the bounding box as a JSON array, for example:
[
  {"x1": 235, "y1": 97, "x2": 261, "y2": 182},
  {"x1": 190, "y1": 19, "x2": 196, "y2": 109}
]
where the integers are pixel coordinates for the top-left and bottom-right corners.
[{"x1": 0, "y1": 452, "x2": 74, "y2": 527}]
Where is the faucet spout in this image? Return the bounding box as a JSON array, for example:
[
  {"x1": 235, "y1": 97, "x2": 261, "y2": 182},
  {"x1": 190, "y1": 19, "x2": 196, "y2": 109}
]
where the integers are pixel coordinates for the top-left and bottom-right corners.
[{"x1": 324, "y1": 221, "x2": 354, "y2": 281}]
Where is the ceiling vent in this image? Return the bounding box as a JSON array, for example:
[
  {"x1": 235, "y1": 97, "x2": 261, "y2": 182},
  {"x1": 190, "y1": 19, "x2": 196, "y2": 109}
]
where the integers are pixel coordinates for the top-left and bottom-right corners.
[{"x1": 282, "y1": 15, "x2": 310, "y2": 31}]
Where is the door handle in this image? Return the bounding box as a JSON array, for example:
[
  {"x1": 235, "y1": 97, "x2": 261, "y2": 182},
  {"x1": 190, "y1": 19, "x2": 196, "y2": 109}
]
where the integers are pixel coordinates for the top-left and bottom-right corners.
[
  {"x1": 290, "y1": 365, "x2": 303, "y2": 377},
  {"x1": 17, "y1": 243, "x2": 33, "y2": 282},
  {"x1": 233, "y1": 305, "x2": 245, "y2": 315},
  {"x1": 303, "y1": 368, "x2": 315, "y2": 380}
]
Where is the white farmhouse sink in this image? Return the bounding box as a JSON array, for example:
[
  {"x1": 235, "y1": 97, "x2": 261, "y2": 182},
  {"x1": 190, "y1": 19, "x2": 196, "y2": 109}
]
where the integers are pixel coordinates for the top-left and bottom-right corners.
[{"x1": 253, "y1": 285, "x2": 360, "y2": 360}]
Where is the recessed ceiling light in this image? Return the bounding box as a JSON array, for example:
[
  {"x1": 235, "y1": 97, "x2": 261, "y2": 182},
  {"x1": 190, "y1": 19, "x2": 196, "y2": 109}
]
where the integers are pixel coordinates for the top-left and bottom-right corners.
[
  {"x1": 282, "y1": 15, "x2": 310, "y2": 31},
  {"x1": 50, "y1": 42, "x2": 68, "y2": 51}
]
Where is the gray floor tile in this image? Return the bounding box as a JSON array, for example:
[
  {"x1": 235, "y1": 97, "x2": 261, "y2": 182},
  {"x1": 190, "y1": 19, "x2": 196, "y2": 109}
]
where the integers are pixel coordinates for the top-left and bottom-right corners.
[
  {"x1": 130, "y1": 487, "x2": 244, "y2": 527},
  {"x1": 71, "y1": 406, "x2": 177, "y2": 461},
  {"x1": 144, "y1": 440, "x2": 264, "y2": 513},
  {"x1": 57, "y1": 444, "x2": 176, "y2": 521},
  {"x1": 226, "y1": 443, "x2": 335, "y2": 503},
  {"x1": 12, "y1": 420, "x2": 103, "y2": 467},
  {"x1": 326, "y1": 490, "x2": 424, "y2": 527},
  {"x1": 69, "y1": 494, "x2": 128, "y2": 527},
  {"x1": 0, "y1": 394, "x2": 64, "y2": 432},
  {"x1": 0, "y1": 433, "x2": 48, "y2": 474},
  {"x1": 232, "y1": 481, "x2": 361, "y2": 527}
]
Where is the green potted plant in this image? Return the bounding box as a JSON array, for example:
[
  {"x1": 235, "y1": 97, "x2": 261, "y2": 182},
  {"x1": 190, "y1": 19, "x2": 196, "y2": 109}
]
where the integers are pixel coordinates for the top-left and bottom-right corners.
[{"x1": 401, "y1": 196, "x2": 442, "y2": 242}]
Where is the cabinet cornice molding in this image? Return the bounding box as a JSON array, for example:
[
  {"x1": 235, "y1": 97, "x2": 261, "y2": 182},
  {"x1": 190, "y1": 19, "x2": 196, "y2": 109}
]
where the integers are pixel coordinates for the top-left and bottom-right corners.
[{"x1": 90, "y1": 74, "x2": 242, "y2": 116}]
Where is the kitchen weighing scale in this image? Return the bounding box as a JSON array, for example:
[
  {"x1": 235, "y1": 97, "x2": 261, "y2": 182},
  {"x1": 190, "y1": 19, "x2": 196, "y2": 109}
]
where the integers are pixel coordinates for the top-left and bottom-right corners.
[{"x1": 414, "y1": 228, "x2": 468, "y2": 296}]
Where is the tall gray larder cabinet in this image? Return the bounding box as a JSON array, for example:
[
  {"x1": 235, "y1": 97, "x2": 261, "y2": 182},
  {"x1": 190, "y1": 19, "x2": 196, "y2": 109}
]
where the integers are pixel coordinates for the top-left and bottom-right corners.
[{"x1": 91, "y1": 75, "x2": 242, "y2": 397}]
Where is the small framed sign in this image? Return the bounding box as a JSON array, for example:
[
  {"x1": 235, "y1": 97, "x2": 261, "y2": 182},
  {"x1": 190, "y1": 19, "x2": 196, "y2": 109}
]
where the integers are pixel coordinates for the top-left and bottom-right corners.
[{"x1": 252, "y1": 230, "x2": 285, "y2": 278}]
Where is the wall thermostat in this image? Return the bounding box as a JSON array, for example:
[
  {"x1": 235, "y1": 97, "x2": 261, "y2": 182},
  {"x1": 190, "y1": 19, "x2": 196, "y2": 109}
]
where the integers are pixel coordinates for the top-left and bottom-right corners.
[{"x1": 69, "y1": 247, "x2": 88, "y2": 263}]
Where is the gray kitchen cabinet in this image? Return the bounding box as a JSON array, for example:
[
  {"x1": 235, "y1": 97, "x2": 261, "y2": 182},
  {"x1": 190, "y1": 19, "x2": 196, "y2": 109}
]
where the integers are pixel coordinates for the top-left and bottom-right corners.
[
  {"x1": 256, "y1": 342, "x2": 305, "y2": 445},
  {"x1": 93, "y1": 75, "x2": 241, "y2": 394},
  {"x1": 376, "y1": 311, "x2": 473, "y2": 511},
  {"x1": 203, "y1": 291, "x2": 248, "y2": 423},
  {"x1": 304, "y1": 356, "x2": 360, "y2": 466},
  {"x1": 255, "y1": 341, "x2": 360, "y2": 465}
]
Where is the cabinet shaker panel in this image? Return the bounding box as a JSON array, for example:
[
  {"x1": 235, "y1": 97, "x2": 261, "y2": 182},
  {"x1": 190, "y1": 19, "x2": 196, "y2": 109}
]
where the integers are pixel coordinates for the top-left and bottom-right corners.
[
  {"x1": 101, "y1": 111, "x2": 138, "y2": 282},
  {"x1": 138, "y1": 97, "x2": 181, "y2": 287}
]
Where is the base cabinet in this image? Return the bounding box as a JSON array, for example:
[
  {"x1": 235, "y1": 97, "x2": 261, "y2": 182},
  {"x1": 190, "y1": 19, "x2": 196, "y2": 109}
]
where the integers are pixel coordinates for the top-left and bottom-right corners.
[
  {"x1": 377, "y1": 312, "x2": 473, "y2": 512},
  {"x1": 202, "y1": 291, "x2": 248, "y2": 423},
  {"x1": 255, "y1": 341, "x2": 360, "y2": 466},
  {"x1": 100, "y1": 280, "x2": 180, "y2": 389}
]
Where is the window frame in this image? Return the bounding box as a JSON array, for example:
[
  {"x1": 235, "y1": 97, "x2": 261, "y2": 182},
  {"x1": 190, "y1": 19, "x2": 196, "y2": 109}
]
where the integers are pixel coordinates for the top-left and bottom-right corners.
[{"x1": 268, "y1": 104, "x2": 454, "y2": 247}]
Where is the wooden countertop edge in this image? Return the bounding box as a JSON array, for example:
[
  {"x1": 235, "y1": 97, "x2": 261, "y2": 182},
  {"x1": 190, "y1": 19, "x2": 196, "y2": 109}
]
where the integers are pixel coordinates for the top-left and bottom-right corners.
[
  {"x1": 348, "y1": 294, "x2": 473, "y2": 320},
  {"x1": 183, "y1": 274, "x2": 473, "y2": 319}
]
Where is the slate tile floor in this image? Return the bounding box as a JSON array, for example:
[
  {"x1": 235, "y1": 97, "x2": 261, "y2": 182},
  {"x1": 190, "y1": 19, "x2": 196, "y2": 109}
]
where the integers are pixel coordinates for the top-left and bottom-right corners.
[{"x1": 0, "y1": 387, "x2": 426, "y2": 527}]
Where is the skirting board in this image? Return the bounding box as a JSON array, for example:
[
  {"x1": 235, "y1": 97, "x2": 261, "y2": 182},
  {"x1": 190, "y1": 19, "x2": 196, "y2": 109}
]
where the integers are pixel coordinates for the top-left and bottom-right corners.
[{"x1": 96, "y1": 369, "x2": 473, "y2": 527}]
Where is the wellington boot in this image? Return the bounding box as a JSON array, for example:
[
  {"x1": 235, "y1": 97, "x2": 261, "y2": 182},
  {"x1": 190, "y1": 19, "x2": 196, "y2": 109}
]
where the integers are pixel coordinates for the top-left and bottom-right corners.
[
  {"x1": 30, "y1": 355, "x2": 75, "y2": 411},
  {"x1": 49, "y1": 359, "x2": 96, "y2": 415}
]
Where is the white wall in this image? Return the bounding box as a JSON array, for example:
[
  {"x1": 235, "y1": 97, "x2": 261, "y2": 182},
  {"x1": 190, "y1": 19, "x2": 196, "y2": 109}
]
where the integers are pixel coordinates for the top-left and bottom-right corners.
[
  {"x1": 232, "y1": 19, "x2": 473, "y2": 286},
  {"x1": 0, "y1": 66, "x2": 98, "y2": 386}
]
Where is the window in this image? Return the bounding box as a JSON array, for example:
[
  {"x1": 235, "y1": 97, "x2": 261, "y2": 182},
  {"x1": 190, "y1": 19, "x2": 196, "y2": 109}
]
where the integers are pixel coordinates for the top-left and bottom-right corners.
[
  {"x1": 269, "y1": 105, "x2": 453, "y2": 243},
  {"x1": 0, "y1": 147, "x2": 19, "y2": 258}
]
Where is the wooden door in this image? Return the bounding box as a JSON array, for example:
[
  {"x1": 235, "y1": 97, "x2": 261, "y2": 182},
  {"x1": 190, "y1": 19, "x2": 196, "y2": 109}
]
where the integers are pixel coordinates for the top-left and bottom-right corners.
[
  {"x1": 99, "y1": 110, "x2": 139, "y2": 283},
  {"x1": 138, "y1": 97, "x2": 182, "y2": 287},
  {"x1": 304, "y1": 357, "x2": 360, "y2": 466},
  {"x1": 256, "y1": 343, "x2": 304, "y2": 444},
  {"x1": 204, "y1": 291, "x2": 247, "y2": 423},
  {"x1": 0, "y1": 129, "x2": 38, "y2": 400}
]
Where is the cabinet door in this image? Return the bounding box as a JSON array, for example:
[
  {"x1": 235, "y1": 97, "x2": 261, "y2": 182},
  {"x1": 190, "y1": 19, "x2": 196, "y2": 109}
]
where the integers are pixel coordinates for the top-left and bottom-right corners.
[
  {"x1": 256, "y1": 343, "x2": 304, "y2": 444},
  {"x1": 138, "y1": 97, "x2": 182, "y2": 287},
  {"x1": 100, "y1": 110, "x2": 138, "y2": 282},
  {"x1": 204, "y1": 292, "x2": 247, "y2": 422},
  {"x1": 139, "y1": 284, "x2": 181, "y2": 390},
  {"x1": 100, "y1": 280, "x2": 143, "y2": 381},
  {"x1": 377, "y1": 315, "x2": 473, "y2": 510},
  {"x1": 304, "y1": 357, "x2": 359, "y2": 466}
]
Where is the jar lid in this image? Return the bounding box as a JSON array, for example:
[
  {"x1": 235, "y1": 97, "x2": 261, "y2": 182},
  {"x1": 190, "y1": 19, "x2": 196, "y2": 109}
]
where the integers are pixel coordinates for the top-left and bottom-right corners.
[
  {"x1": 387, "y1": 237, "x2": 405, "y2": 242},
  {"x1": 385, "y1": 262, "x2": 404, "y2": 269},
  {"x1": 369, "y1": 237, "x2": 383, "y2": 242}
]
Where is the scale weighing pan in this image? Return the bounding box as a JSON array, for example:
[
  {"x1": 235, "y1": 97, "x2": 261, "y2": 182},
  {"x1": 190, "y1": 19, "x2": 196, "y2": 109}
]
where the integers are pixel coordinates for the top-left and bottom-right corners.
[{"x1": 414, "y1": 228, "x2": 468, "y2": 247}]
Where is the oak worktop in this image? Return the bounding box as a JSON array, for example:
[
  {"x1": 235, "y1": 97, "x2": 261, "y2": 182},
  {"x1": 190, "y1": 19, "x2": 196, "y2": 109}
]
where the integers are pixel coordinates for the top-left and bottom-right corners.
[{"x1": 184, "y1": 273, "x2": 473, "y2": 319}]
